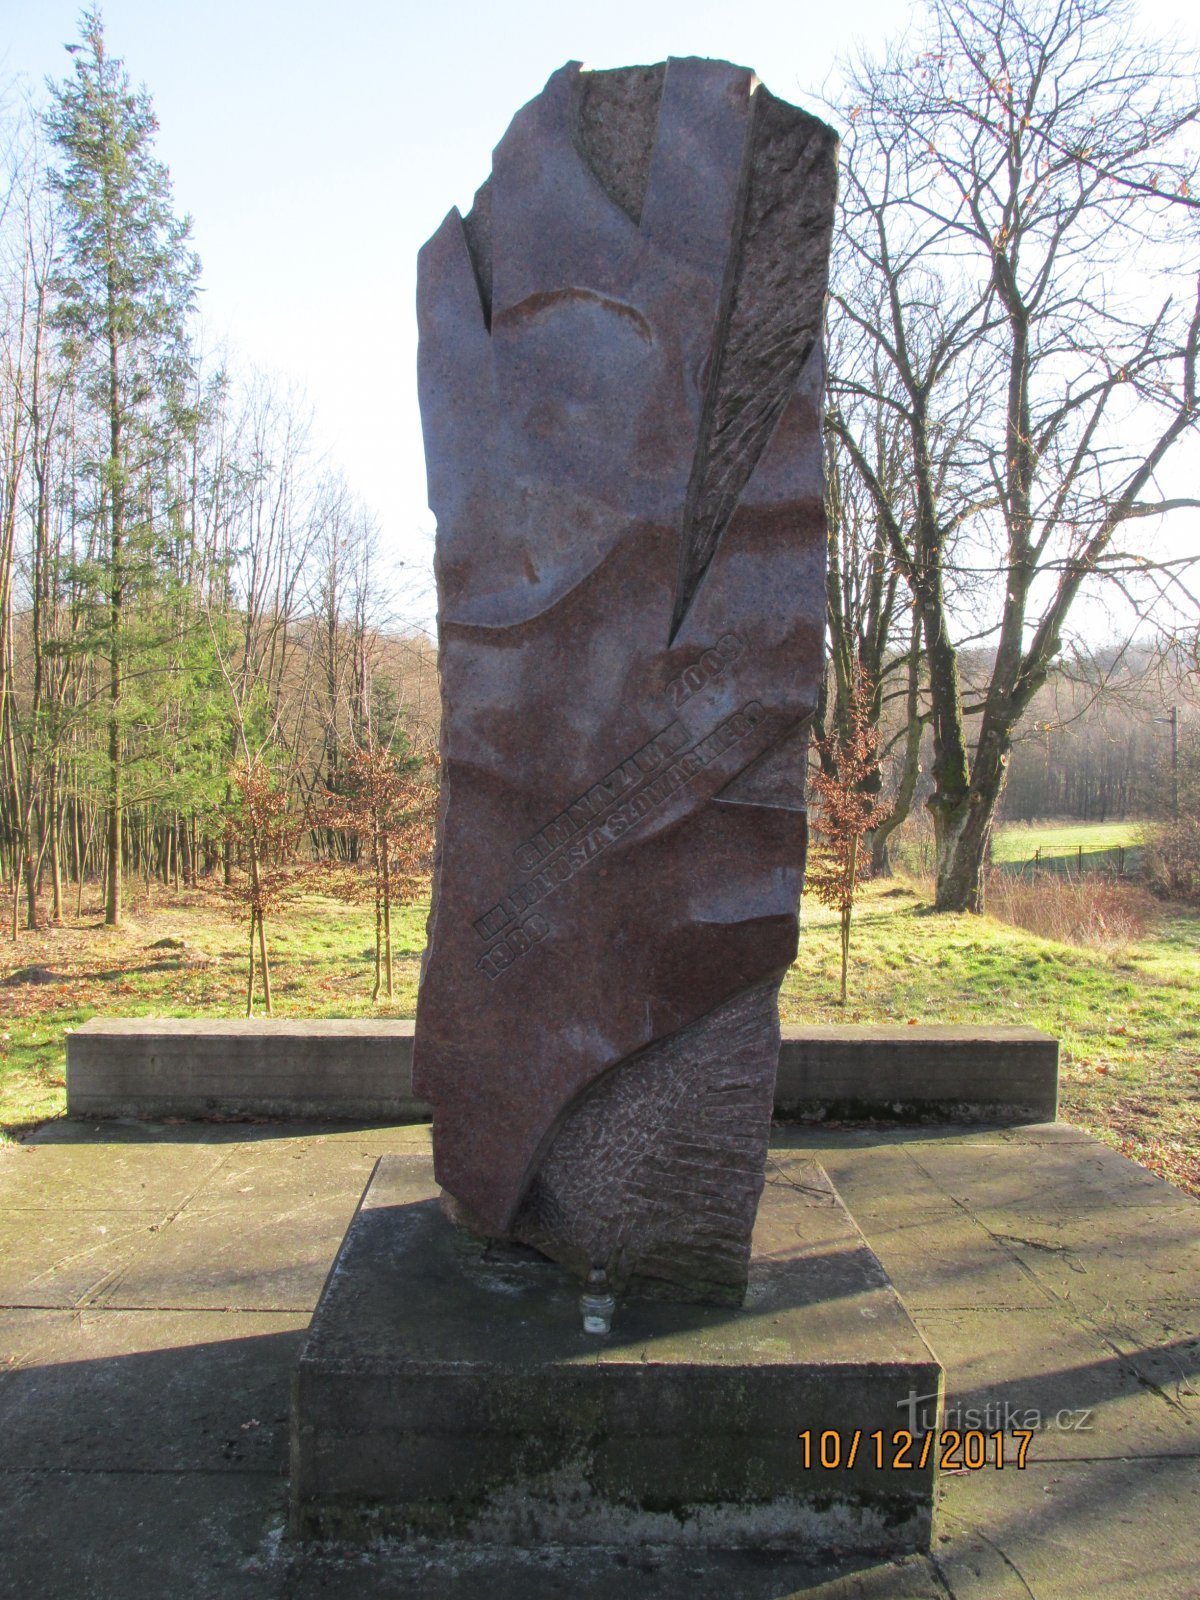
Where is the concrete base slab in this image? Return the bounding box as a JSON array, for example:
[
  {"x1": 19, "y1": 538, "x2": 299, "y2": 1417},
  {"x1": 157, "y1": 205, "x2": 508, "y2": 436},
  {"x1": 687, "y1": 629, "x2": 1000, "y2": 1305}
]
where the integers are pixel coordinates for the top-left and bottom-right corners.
[
  {"x1": 290, "y1": 1152, "x2": 943, "y2": 1552},
  {"x1": 1, "y1": 1118, "x2": 1197, "y2": 1596}
]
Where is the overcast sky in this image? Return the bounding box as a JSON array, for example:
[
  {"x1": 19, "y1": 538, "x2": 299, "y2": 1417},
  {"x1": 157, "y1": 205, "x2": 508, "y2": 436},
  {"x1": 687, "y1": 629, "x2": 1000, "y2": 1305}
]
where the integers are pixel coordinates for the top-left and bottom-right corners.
[{"x1": 2, "y1": 0, "x2": 1198, "y2": 633}]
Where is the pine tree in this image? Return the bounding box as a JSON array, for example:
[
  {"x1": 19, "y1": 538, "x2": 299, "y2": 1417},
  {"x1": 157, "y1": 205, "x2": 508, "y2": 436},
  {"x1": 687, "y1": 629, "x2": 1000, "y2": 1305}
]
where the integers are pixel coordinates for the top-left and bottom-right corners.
[{"x1": 44, "y1": 8, "x2": 200, "y2": 925}]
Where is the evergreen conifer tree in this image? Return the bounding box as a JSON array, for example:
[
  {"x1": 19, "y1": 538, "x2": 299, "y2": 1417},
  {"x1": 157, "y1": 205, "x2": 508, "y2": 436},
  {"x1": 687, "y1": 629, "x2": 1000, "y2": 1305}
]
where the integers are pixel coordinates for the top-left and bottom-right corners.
[{"x1": 44, "y1": 7, "x2": 200, "y2": 925}]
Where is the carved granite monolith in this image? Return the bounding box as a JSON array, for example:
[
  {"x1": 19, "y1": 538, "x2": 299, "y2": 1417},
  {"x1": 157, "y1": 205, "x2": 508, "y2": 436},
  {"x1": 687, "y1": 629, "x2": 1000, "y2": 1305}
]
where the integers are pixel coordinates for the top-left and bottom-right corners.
[{"x1": 412, "y1": 58, "x2": 837, "y2": 1304}]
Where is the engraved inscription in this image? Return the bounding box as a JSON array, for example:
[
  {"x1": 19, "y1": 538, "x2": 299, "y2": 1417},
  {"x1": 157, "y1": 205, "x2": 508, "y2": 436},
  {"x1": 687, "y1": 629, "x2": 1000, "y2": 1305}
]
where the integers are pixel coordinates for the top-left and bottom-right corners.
[
  {"x1": 477, "y1": 913, "x2": 550, "y2": 980},
  {"x1": 474, "y1": 701, "x2": 768, "y2": 977},
  {"x1": 509, "y1": 722, "x2": 689, "y2": 878},
  {"x1": 665, "y1": 632, "x2": 744, "y2": 710}
]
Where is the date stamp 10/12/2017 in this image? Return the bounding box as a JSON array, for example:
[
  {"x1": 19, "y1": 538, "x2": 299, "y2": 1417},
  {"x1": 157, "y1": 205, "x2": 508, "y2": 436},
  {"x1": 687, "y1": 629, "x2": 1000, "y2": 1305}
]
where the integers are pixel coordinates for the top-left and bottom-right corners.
[{"x1": 797, "y1": 1428, "x2": 1036, "y2": 1473}]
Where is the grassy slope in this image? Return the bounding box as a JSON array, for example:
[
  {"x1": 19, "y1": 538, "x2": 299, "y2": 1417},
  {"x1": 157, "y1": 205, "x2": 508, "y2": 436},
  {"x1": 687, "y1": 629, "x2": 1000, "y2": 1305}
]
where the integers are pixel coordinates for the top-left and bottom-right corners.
[
  {"x1": 784, "y1": 880, "x2": 1199, "y2": 1195},
  {"x1": 991, "y1": 820, "x2": 1145, "y2": 859},
  {"x1": 2, "y1": 871, "x2": 1196, "y2": 1197}
]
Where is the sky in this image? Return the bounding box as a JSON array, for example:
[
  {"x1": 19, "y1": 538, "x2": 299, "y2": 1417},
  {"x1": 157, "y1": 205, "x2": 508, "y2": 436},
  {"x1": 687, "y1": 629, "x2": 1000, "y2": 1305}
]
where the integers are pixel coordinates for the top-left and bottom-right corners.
[{"x1": 2, "y1": 0, "x2": 1198, "y2": 634}]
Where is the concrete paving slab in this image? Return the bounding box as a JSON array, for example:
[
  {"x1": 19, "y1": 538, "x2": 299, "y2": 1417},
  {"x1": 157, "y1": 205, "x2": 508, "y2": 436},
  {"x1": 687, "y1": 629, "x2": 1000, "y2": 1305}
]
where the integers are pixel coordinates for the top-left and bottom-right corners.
[
  {"x1": 0, "y1": 1208, "x2": 167, "y2": 1307},
  {"x1": 0, "y1": 1468, "x2": 285, "y2": 1600},
  {"x1": 972, "y1": 1203, "x2": 1200, "y2": 1317},
  {"x1": 848, "y1": 1209, "x2": 1059, "y2": 1312},
  {"x1": 274, "y1": 1543, "x2": 946, "y2": 1599},
  {"x1": 896, "y1": 1122, "x2": 1103, "y2": 1147},
  {"x1": 25, "y1": 1117, "x2": 433, "y2": 1149},
  {"x1": 98, "y1": 1197, "x2": 358, "y2": 1312},
  {"x1": 0, "y1": 1309, "x2": 58, "y2": 1370},
  {"x1": 1088, "y1": 1302, "x2": 1200, "y2": 1413},
  {"x1": 0, "y1": 1138, "x2": 226, "y2": 1210},
  {"x1": 773, "y1": 1121, "x2": 1096, "y2": 1152},
  {"x1": 183, "y1": 1144, "x2": 382, "y2": 1206},
  {"x1": 913, "y1": 1308, "x2": 1200, "y2": 1459},
  {"x1": 26, "y1": 1116, "x2": 277, "y2": 1145},
  {"x1": 0, "y1": 1116, "x2": 1195, "y2": 1596},
  {"x1": 283, "y1": 1123, "x2": 434, "y2": 1151},
  {"x1": 904, "y1": 1139, "x2": 1180, "y2": 1214},
  {"x1": 936, "y1": 1455, "x2": 1200, "y2": 1600},
  {"x1": 807, "y1": 1156, "x2": 965, "y2": 1225},
  {"x1": 0, "y1": 1309, "x2": 306, "y2": 1473}
]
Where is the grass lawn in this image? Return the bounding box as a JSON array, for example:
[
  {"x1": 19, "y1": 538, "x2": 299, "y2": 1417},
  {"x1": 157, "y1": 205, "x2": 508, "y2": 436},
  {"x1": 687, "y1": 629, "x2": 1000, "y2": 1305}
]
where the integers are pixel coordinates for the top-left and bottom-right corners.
[
  {"x1": 2, "y1": 873, "x2": 1197, "y2": 1199},
  {"x1": 784, "y1": 879, "x2": 1198, "y2": 1196},
  {"x1": 0, "y1": 886, "x2": 427, "y2": 1136},
  {"x1": 992, "y1": 818, "x2": 1145, "y2": 875}
]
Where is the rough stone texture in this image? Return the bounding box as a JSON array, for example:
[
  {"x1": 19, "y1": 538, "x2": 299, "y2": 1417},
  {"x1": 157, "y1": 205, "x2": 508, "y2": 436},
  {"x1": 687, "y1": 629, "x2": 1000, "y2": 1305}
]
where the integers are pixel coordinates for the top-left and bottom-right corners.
[
  {"x1": 290, "y1": 1152, "x2": 942, "y2": 1548},
  {"x1": 514, "y1": 983, "x2": 778, "y2": 1302},
  {"x1": 412, "y1": 58, "x2": 838, "y2": 1300}
]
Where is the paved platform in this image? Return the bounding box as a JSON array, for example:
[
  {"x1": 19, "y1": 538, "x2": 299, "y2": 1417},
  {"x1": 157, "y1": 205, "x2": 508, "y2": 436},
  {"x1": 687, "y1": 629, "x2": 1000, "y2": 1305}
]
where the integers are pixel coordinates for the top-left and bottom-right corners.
[{"x1": 0, "y1": 1117, "x2": 1196, "y2": 1598}]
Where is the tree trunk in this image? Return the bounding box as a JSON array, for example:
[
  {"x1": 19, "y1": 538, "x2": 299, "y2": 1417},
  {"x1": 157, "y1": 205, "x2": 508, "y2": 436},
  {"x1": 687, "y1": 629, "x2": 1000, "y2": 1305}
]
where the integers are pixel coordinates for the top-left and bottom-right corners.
[
  {"x1": 869, "y1": 620, "x2": 924, "y2": 877},
  {"x1": 49, "y1": 766, "x2": 63, "y2": 923},
  {"x1": 933, "y1": 722, "x2": 1013, "y2": 912}
]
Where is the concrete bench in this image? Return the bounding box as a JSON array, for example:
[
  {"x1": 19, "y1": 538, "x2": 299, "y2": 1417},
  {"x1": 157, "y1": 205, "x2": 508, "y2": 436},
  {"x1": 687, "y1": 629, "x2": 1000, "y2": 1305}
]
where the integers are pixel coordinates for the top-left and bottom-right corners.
[
  {"x1": 775, "y1": 1024, "x2": 1058, "y2": 1123},
  {"x1": 66, "y1": 1018, "x2": 1058, "y2": 1124}
]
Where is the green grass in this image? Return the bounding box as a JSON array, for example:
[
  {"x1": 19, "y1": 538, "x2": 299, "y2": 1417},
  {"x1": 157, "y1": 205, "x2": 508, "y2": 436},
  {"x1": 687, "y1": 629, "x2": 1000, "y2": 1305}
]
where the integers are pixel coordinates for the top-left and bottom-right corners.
[
  {"x1": 2, "y1": 874, "x2": 1197, "y2": 1197},
  {"x1": 0, "y1": 887, "x2": 428, "y2": 1142},
  {"x1": 784, "y1": 879, "x2": 1198, "y2": 1193},
  {"x1": 992, "y1": 819, "x2": 1145, "y2": 876}
]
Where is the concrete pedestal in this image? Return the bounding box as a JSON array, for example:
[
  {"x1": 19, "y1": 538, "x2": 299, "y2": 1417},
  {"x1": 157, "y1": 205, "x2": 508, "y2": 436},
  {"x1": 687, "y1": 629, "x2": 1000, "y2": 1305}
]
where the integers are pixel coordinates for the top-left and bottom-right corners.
[{"x1": 289, "y1": 1153, "x2": 943, "y2": 1552}]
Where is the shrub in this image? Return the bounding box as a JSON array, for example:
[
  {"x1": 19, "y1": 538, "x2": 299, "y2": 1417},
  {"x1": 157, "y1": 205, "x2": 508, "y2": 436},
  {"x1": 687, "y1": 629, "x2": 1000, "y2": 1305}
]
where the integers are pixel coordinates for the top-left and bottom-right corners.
[
  {"x1": 1143, "y1": 818, "x2": 1200, "y2": 905},
  {"x1": 985, "y1": 871, "x2": 1161, "y2": 947}
]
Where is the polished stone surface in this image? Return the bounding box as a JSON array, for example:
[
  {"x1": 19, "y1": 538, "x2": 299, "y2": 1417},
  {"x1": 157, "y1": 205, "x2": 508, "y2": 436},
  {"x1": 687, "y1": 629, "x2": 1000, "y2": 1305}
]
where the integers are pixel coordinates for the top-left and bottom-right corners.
[{"x1": 412, "y1": 59, "x2": 837, "y2": 1298}]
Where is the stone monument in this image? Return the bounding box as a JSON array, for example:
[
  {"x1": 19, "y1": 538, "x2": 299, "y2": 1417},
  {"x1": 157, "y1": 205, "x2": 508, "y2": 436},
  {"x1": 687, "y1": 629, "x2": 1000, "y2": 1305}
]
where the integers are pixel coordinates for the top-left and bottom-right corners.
[
  {"x1": 290, "y1": 61, "x2": 944, "y2": 1551},
  {"x1": 412, "y1": 56, "x2": 836, "y2": 1306}
]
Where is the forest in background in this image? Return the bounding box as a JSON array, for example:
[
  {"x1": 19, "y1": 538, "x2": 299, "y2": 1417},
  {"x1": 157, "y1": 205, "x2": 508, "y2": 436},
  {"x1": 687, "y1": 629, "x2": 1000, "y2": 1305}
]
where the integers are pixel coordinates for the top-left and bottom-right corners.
[
  {"x1": 2, "y1": 0, "x2": 1199, "y2": 941},
  {"x1": 0, "y1": 10, "x2": 440, "y2": 939}
]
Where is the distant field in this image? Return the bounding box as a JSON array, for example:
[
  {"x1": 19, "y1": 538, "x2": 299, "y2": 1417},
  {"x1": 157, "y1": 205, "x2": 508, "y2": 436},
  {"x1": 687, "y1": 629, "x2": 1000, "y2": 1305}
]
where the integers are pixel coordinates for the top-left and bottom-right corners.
[
  {"x1": 992, "y1": 819, "x2": 1145, "y2": 875},
  {"x1": 1, "y1": 870, "x2": 1196, "y2": 1200}
]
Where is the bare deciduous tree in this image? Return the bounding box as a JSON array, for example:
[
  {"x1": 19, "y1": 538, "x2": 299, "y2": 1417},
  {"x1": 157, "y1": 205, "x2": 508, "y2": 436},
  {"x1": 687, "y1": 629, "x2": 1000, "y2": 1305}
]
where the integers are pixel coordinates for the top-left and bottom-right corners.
[{"x1": 829, "y1": 0, "x2": 1200, "y2": 911}]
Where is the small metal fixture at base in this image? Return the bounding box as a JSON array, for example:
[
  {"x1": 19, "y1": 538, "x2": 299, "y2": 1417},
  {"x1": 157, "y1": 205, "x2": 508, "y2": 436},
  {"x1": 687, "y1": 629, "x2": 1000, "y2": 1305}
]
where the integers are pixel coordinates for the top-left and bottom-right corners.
[{"x1": 580, "y1": 1266, "x2": 615, "y2": 1335}]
